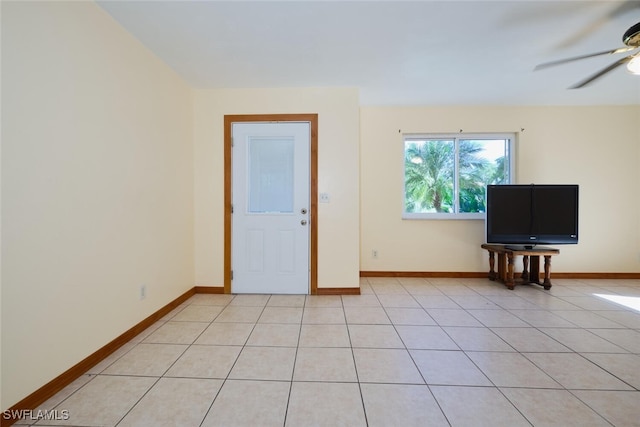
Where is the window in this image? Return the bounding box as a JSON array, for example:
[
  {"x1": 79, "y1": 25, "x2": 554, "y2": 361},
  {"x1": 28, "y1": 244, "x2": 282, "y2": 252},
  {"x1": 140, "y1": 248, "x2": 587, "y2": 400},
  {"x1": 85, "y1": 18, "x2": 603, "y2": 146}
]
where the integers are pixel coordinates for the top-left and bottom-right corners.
[{"x1": 403, "y1": 133, "x2": 515, "y2": 219}]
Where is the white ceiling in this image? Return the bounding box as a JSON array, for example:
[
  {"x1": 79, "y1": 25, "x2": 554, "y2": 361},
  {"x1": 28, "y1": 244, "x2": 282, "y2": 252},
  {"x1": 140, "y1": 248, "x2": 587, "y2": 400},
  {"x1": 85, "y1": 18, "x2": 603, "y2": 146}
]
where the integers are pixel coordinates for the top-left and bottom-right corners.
[{"x1": 97, "y1": 0, "x2": 640, "y2": 106}]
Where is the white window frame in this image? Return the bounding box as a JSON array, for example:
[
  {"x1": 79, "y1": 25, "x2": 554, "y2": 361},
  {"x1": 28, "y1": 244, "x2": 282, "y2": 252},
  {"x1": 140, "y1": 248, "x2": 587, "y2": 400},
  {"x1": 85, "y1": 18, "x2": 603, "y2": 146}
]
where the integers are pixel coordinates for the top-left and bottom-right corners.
[{"x1": 402, "y1": 132, "x2": 516, "y2": 220}]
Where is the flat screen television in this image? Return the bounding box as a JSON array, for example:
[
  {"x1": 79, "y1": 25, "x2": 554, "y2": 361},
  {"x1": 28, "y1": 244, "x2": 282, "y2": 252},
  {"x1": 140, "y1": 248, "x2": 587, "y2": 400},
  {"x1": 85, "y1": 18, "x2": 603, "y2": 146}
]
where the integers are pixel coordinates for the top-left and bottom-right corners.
[{"x1": 486, "y1": 184, "x2": 579, "y2": 249}]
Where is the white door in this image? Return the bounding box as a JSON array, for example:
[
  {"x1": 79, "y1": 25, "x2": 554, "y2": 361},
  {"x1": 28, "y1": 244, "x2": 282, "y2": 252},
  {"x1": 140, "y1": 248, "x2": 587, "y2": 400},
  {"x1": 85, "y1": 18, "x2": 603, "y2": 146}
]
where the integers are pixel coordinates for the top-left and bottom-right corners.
[{"x1": 231, "y1": 122, "x2": 310, "y2": 294}]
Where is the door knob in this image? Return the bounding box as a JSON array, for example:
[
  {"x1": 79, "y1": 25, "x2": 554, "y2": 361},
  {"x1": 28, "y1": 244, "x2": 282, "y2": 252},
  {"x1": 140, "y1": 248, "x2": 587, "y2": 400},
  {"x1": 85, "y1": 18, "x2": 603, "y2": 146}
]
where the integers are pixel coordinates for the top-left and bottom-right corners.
[{"x1": 301, "y1": 219, "x2": 307, "y2": 225}]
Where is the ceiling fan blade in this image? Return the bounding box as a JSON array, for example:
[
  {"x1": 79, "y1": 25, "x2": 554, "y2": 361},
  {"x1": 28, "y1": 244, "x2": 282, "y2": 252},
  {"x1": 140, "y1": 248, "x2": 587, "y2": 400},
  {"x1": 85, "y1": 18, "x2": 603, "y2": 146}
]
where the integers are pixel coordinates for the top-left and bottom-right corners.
[
  {"x1": 535, "y1": 47, "x2": 635, "y2": 70},
  {"x1": 569, "y1": 55, "x2": 633, "y2": 89}
]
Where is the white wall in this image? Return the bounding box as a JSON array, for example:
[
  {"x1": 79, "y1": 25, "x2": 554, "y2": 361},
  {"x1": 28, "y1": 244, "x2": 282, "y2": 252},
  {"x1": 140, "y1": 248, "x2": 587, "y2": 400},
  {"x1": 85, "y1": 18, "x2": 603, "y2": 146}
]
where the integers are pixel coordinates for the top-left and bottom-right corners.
[
  {"x1": 1, "y1": 2, "x2": 194, "y2": 408},
  {"x1": 360, "y1": 106, "x2": 640, "y2": 273},
  {"x1": 193, "y1": 88, "x2": 360, "y2": 289}
]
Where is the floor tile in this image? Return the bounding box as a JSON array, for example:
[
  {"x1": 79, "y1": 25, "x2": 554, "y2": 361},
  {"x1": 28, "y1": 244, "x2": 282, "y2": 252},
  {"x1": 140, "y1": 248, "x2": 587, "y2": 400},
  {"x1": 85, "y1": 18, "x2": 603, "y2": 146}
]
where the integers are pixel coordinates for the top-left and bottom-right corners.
[
  {"x1": 485, "y1": 295, "x2": 541, "y2": 310},
  {"x1": 558, "y1": 296, "x2": 626, "y2": 311},
  {"x1": 348, "y1": 324, "x2": 404, "y2": 348},
  {"x1": 443, "y1": 326, "x2": 515, "y2": 351},
  {"x1": 410, "y1": 350, "x2": 491, "y2": 386},
  {"x1": 500, "y1": 388, "x2": 610, "y2": 427},
  {"x1": 298, "y1": 324, "x2": 351, "y2": 347},
  {"x1": 344, "y1": 306, "x2": 390, "y2": 324},
  {"x1": 594, "y1": 310, "x2": 640, "y2": 329},
  {"x1": 543, "y1": 284, "x2": 585, "y2": 297},
  {"x1": 467, "y1": 309, "x2": 530, "y2": 327},
  {"x1": 39, "y1": 375, "x2": 156, "y2": 426},
  {"x1": 376, "y1": 293, "x2": 421, "y2": 308},
  {"x1": 194, "y1": 322, "x2": 254, "y2": 346},
  {"x1": 170, "y1": 305, "x2": 224, "y2": 322},
  {"x1": 266, "y1": 294, "x2": 306, "y2": 307},
  {"x1": 228, "y1": 294, "x2": 270, "y2": 306},
  {"x1": 427, "y1": 309, "x2": 484, "y2": 326},
  {"x1": 449, "y1": 295, "x2": 499, "y2": 309},
  {"x1": 118, "y1": 377, "x2": 221, "y2": 427},
  {"x1": 370, "y1": 282, "x2": 409, "y2": 295},
  {"x1": 102, "y1": 343, "x2": 187, "y2": 376},
  {"x1": 581, "y1": 353, "x2": 640, "y2": 389},
  {"x1": 341, "y1": 294, "x2": 381, "y2": 307},
  {"x1": 414, "y1": 295, "x2": 459, "y2": 309},
  {"x1": 142, "y1": 321, "x2": 209, "y2": 344},
  {"x1": 588, "y1": 328, "x2": 640, "y2": 353},
  {"x1": 28, "y1": 374, "x2": 94, "y2": 416},
  {"x1": 214, "y1": 306, "x2": 263, "y2": 323},
  {"x1": 293, "y1": 347, "x2": 357, "y2": 382},
  {"x1": 524, "y1": 353, "x2": 634, "y2": 390},
  {"x1": 187, "y1": 293, "x2": 234, "y2": 306},
  {"x1": 258, "y1": 306, "x2": 303, "y2": 324},
  {"x1": 571, "y1": 390, "x2": 640, "y2": 427},
  {"x1": 302, "y1": 307, "x2": 345, "y2": 324},
  {"x1": 401, "y1": 282, "x2": 445, "y2": 296},
  {"x1": 304, "y1": 295, "x2": 342, "y2": 307},
  {"x1": 159, "y1": 305, "x2": 188, "y2": 322},
  {"x1": 385, "y1": 307, "x2": 436, "y2": 325},
  {"x1": 491, "y1": 327, "x2": 571, "y2": 353},
  {"x1": 285, "y1": 382, "x2": 367, "y2": 427},
  {"x1": 86, "y1": 342, "x2": 137, "y2": 374},
  {"x1": 359, "y1": 283, "x2": 375, "y2": 294},
  {"x1": 396, "y1": 325, "x2": 459, "y2": 350},
  {"x1": 201, "y1": 380, "x2": 290, "y2": 427},
  {"x1": 246, "y1": 323, "x2": 300, "y2": 347},
  {"x1": 164, "y1": 345, "x2": 241, "y2": 379},
  {"x1": 551, "y1": 310, "x2": 626, "y2": 328},
  {"x1": 518, "y1": 294, "x2": 583, "y2": 310},
  {"x1": 433, "y1": 284, "x2": 478, "y2": 296},
  {"x1": 353, "y1": 348, "x2": 424, "y2": 384},
  {"x1": 468, "y1": 283, "x2": 515, "y2": 296},
  {"x1": 466, "y1": 351, "x2": 561, "y2": 388},
  {"x1": 431, "y1": 385, "x2": 531, "y2": 427},
  {"x1": 361, "y1": 383, "x2": 449, "y2": 427},
  {"x1": 229, "y1": 346, "x2": 296, "y2": 380},
  {"x1": 539, "y1": 328, "x2": 628, "y2": 353},
  {"x1": 507, "y1": 309, "x2": 578, "y2": 327}
]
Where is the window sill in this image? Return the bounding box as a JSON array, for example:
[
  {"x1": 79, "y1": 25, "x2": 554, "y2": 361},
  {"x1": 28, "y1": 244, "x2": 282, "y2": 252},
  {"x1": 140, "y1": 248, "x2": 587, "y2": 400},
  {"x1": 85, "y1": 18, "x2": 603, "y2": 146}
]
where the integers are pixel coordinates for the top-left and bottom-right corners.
[{"x1": 402, "y1": 213, "x2": 486, "y2": 220}]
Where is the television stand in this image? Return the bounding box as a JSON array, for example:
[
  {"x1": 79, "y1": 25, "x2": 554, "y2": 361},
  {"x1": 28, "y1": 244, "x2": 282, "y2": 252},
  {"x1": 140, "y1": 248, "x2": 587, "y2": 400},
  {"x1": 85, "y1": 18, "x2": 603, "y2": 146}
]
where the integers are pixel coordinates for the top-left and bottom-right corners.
[{"x1": 481, "y1": 244, "x2": 559, "y2": 290}]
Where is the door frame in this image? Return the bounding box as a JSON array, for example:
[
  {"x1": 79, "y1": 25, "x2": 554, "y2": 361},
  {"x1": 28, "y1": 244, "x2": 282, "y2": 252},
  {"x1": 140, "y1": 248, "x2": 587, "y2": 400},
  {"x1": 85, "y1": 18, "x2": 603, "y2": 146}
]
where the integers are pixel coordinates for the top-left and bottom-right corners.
[{"x1": 224, "y1": 114, "x2": 318, "y2": 295}]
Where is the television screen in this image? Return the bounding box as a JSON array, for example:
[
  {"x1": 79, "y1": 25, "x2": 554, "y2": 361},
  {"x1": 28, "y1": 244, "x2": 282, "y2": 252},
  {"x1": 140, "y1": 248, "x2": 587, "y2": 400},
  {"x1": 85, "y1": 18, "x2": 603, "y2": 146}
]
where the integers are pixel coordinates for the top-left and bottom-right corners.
[{"x1": 486, "y1": 184, "x2": 579, "y2": 247}]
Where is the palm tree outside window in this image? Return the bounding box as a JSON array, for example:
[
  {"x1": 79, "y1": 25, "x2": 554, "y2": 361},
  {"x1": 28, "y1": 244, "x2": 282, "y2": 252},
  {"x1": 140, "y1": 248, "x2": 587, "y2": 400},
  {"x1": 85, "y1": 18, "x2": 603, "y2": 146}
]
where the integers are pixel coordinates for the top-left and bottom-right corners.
[{"x1": 403, "y1": 133, "x2": 515, "y2": 219}]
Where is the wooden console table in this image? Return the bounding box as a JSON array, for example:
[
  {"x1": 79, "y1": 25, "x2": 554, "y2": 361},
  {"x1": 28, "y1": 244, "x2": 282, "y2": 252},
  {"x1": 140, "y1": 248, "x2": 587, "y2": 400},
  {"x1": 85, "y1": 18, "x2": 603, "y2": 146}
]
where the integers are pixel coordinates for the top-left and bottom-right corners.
[{"x1": 481, "y1": 244, "x2": 559, "y2": 290}]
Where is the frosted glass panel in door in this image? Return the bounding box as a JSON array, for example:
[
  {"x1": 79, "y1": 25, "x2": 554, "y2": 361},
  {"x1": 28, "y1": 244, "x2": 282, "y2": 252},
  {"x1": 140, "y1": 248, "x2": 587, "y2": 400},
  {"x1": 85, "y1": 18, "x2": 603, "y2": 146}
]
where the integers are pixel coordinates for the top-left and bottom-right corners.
[{"x1": 248, "y1": 137, "x2": 294, "y2": 213}]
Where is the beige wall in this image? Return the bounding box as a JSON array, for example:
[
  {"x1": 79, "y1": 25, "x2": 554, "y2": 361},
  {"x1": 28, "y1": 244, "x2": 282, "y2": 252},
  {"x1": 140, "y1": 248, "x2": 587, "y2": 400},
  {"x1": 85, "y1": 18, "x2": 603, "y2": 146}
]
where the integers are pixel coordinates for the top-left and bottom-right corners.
[
  {"x1": 1, "y1": 2, "x2": 194, "y2": 408},
  {"x1": 360, "y1": 106, "x2": 640, "y2": 273},
  {"x1": 193, "y1": 88, "x2": 360, "y2": 289}
]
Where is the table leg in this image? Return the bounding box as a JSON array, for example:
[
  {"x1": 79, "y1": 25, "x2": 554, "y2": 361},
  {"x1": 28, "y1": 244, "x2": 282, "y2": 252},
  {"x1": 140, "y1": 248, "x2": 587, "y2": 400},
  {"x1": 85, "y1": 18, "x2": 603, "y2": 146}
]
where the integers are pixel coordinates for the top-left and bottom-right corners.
[
  {"x1": 530, "y1": 256, "x2": 541, "y2": 284},
  {"x1": 488, "y1": 250, "x2": 496, "y2": 280},
  {"x1": 521, "y1": 255, "x2": 529, "y2": 281},
  {"x1": 506, "y1": 253, "x2": 515, "y2": 290},
  {"x1": 543, "y1": 255, "x2": 553, "y2": 290}
]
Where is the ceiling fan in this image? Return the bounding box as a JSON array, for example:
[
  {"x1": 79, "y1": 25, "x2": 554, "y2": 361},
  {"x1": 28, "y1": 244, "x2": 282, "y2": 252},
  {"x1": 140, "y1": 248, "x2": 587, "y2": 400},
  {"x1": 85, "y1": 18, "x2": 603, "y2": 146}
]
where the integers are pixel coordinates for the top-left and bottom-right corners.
[{"x1": 535, "y1": 21, "x2": 640, "y2": 88}]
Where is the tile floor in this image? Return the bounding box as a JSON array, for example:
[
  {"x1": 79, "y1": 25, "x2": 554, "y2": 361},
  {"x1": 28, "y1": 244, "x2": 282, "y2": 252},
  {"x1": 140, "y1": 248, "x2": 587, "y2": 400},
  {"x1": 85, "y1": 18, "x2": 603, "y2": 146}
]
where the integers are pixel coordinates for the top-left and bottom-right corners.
[{"x1": 18, "y1": 277, "x2": 640, "y2": 426}]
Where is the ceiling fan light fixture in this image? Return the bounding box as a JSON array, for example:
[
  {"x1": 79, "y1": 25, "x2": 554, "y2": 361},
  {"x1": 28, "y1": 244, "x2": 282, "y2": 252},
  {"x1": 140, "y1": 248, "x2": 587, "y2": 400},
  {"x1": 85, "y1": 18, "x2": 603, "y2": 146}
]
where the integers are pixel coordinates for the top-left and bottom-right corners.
[{"x1": 626, "y1": 56, "x2": 640, "y2": 75}]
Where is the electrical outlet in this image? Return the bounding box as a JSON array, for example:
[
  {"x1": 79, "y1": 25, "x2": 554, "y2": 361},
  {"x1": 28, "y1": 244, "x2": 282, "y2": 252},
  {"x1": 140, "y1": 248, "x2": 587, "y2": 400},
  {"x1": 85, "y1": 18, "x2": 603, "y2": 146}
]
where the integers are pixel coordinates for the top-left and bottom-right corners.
[
  {"x1": 372, "y1": 250, "x2": 378, "y2": 259},
  {"x1": 140, "y1": 285, "x2": 146, "y2": 300}
]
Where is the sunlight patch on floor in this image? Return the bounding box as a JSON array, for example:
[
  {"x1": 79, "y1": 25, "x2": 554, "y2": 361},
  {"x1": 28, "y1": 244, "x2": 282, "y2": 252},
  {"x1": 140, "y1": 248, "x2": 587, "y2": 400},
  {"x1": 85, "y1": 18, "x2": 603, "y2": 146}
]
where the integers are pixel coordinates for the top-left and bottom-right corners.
[{"x1": 593, "y1": 293, "x2": 640, "y2": 312}]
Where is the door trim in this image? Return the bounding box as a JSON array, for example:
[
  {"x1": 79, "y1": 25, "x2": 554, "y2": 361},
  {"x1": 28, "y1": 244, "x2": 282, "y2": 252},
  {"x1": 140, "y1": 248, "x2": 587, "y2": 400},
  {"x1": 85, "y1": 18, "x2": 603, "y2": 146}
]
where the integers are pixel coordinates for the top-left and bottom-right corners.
[{"x1": 224, "y1": 114, "x2": 318, "y2": 295}]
